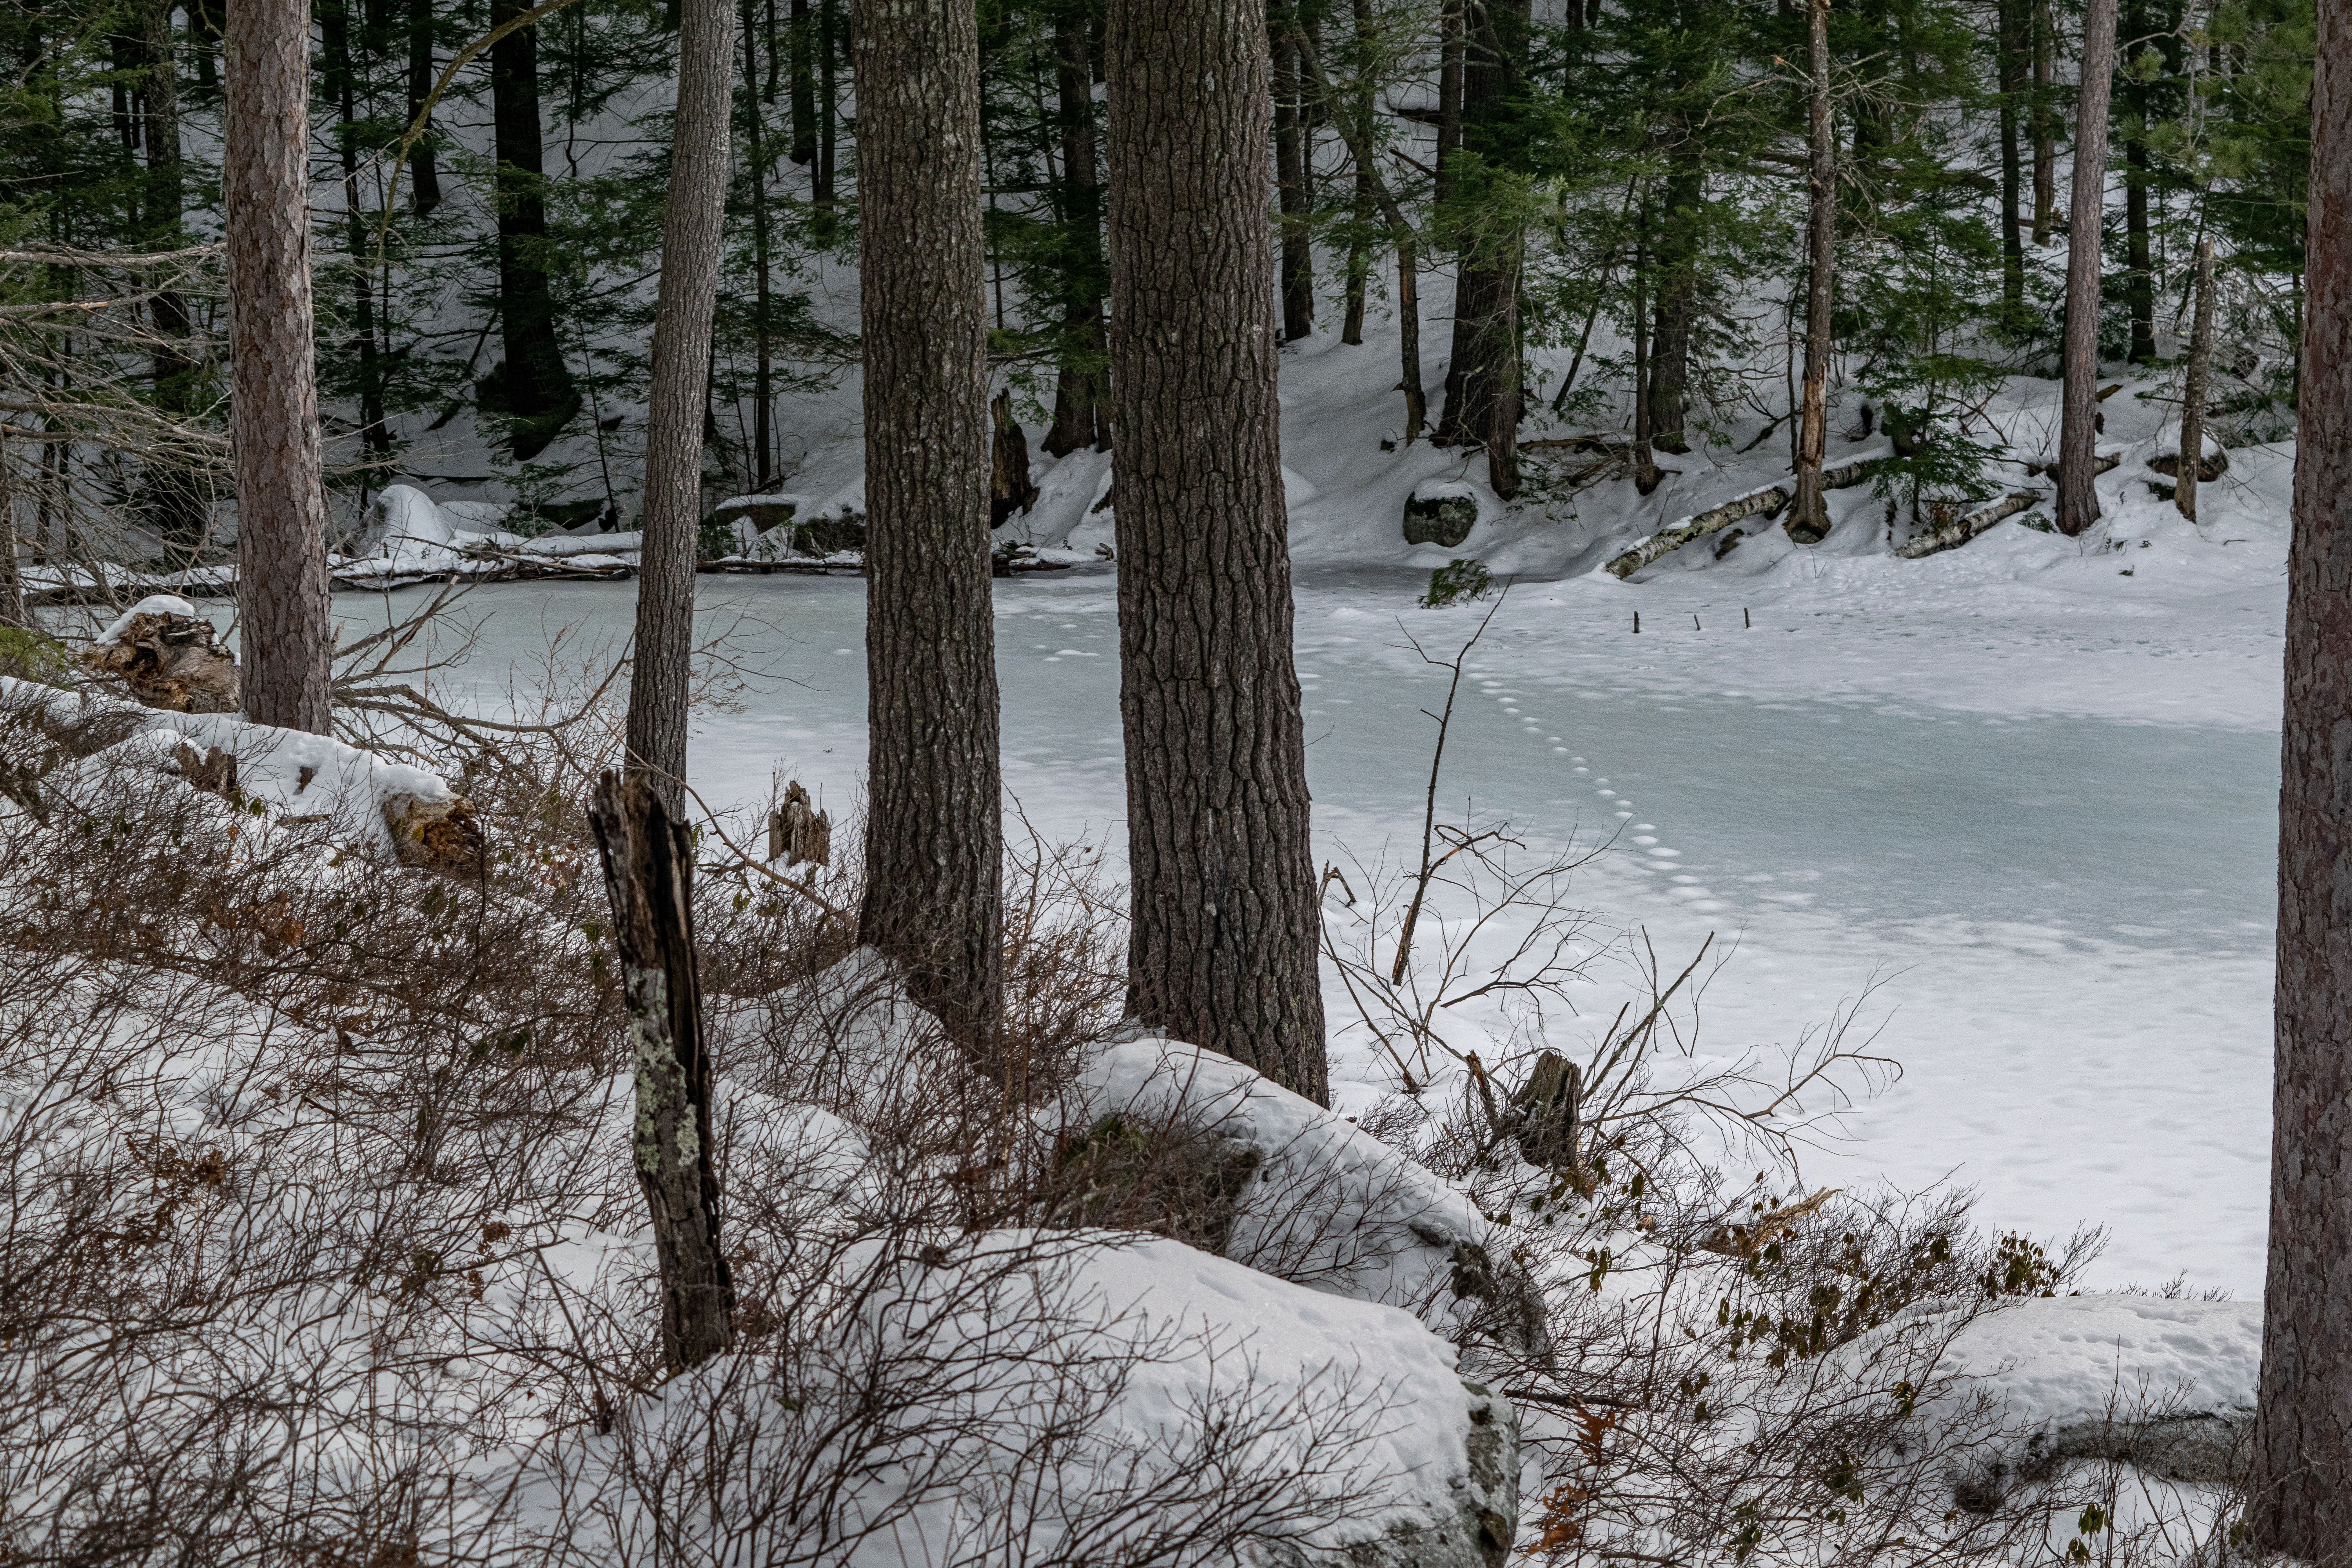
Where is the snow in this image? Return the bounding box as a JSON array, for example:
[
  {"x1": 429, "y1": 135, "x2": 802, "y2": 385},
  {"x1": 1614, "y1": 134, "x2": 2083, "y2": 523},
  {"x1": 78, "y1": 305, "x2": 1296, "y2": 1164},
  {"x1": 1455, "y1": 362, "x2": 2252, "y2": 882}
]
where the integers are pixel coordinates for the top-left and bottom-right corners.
[
  {"x1": 1076, "y1": 1038, "x2": 1492, "y2": 1314},
  {"x1": 1926, "y1": 1294, "x2": 2260, "y2": 1436},
  {"x1": 91, "y1": 593, "x2": 198, "y2": 645},
  {"x1": 495, "y1": 1230, "x2": 1515, "y2": 1566}
]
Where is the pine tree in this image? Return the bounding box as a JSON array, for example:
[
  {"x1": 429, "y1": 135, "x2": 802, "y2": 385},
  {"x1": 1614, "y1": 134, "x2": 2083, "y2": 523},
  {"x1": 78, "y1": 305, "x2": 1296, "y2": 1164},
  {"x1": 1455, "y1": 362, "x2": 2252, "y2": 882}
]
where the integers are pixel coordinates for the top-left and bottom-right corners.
[
  {"x1": 2058, "y1": 0, "x2": 2120, "y2": 535},
  {"x1": 853, "y1": 0, "x2": 1005, "y2": 1050},
  {"x1": 2250, "y1": 0, "x2": 2352, "y2": 1546},
  {"x1": 1104, "y1": 0, "x2": 1328, "y2": 1102}
]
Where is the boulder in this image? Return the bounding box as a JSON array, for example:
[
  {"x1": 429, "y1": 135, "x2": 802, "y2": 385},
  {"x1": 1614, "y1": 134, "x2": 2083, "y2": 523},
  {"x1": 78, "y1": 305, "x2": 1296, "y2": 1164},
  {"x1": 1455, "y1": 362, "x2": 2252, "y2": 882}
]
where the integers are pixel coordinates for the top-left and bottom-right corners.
[{"x1": 1403, "y1": 484, "x2": 1481, "y2": 548}]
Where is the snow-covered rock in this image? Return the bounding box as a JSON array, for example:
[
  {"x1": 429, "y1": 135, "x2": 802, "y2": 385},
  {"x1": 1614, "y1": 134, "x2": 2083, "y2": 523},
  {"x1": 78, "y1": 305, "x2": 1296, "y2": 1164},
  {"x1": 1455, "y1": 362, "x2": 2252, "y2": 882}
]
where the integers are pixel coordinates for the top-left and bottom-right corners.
[
  {"x1": 1909, "y1": 1294, "x2": 2261, "y2": 1484},
  {"x1": 1073, "y1": 1038, "x2": 1503, "y2": 1326},
  {"x1": 1403, "y1": 481, "x2": 1483, "y2": 548},
  {"x1": 501, "y1": 1232, "x2": 1517, "y2": 1568}
]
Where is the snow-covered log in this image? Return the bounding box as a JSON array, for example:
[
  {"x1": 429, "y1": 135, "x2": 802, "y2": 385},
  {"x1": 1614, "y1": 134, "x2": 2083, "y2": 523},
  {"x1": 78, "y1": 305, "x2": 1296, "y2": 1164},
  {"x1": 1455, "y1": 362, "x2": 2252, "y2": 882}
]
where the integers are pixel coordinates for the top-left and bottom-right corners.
[
  {"x1": 1606, "y1": 451, "x2": 1884, "y2": 579},
  {"x1": 76, "y1": 595, "x2": 238, "y2": 713},
  {"x1": 1894, "y1": 488, "x2": 2047, "y2": 559}
]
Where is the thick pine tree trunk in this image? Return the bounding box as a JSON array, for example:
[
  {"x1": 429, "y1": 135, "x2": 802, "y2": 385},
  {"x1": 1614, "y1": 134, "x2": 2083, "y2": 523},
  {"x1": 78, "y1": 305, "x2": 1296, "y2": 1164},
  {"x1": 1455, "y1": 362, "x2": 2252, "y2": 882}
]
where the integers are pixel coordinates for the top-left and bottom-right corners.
[
  {"x1": 622, "y1": 0, "x2": 734, "y2": 812},
  {"x1": 1644, "y1": 164, "x2": 1701, "y2": 455},
  {"x1": 853, "y1": 0, "x2": 1005, "y2": 1051},
  {"x1": 1043, "y1": 11, "x2": 1110, "y2": 457},
  {"x1": 405, "y1": 0, "x2": 443, "y2": 214},
  {"x1": 2250, "y1": 0, "x2": 2352, "y2": 1547},
  {"x1": 2176, "y1": 237, "x2": 2214, "y2": 523},
  {"x1": 1787, "y1": 0, "x2": 1835, "y2": 544},
  {"x1": 588, "y1": 771, "x2": 734, "y2": 1374},
  {"x1": 2056, "y1": 0, "x2": 2118, "y2": 537},
  {"x1": 1105, "y1": 0, "x2": 1328, "y2": 1103},
  {"x1": 225, "y1": 0, "x2": 331, "y2": 734},
  {"x1": 488, "y1": 0, "x2": 579, "y2": 459}
]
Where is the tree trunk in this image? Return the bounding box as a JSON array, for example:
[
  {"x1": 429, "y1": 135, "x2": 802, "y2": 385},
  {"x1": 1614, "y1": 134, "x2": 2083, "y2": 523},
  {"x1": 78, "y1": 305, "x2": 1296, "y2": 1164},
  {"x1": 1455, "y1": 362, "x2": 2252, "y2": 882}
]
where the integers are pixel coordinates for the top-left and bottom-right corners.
[
  {"x1": 2032, "y1": 0, "x2": 2058, "y2": 244},
  {"x1": 1341, "y1": 0, "x2": 1374, "y2": 346},
  {"x1": 405, "y1": 0, "x2": 443, "y2": 214},
  {"x1": 853, "y1": 0, "x2": 1005, "y2": 1052},
  {"x1": 2125, "y1": 138, "x2": 2156, "y2": 362},
  {"x1": 1787, "y1": 0, "x2": 1835, "y2": 544},
  {"x1": 1645, "y1": 163, "x2": 1701, "y2": 455},
  {"x1": 990, "y1": 387, "x2": 1038, "y2": 526},
  {"x1": 1105, "y1": 0, "x2": 1328, "y2": 1102},
  {"x1": 1632, "y1": 238, "x2": 1662, "y2": 494},
  {"x1": 742, "y1": 0, "x2": 776, "y2": 487},
  {"x1": 1272, "y1": 17, "x2": 1314, "y2": 340},
  {"x1": 142, "y1": 0, "x2": 205, "y2": 548},
  {"x1": 2252, "y1": 0, "x2": 2352, "y2": 1535},
  {"x1": 1434, "y1": 0, "x2": 1529, "y2": 497},
  {"x1": 1997, "y1": 0, "x2": 2027, "y2": 314},
  {"x1": 0, "y1": 432, "x2": 18, "y2": 628},
  {"x1": 788, "y1": 0, "x2": 816, "y2": 163},
  {"x1": 588, "y1": 771, "x2": 734, "y2": 1374},
  {"x1": 323, "y1": 0, "x2": 392, "y2": 461},
  {"x1": 2176, "y1": 236, "x2": 2214, "y2": 522},
  {"x1": 816, "y1": 0, "x2": 838, "y2": 224},
  {"x1": 622, "y1": 0, "x2": 734, "y2": 812},
  {"x1": 2056, "y1": 0, "x2": 2118, "y2": 537},
  {"x1": 487, "y1": 0, "x2": 579, "y2": 459},
  {"x1": 1291, "y1": 20, "x2": 1422, "y2": 438},
  {"x1": 225, "y1": 0, "x2": 331, "y2": 735},
  {"x1": 1043, "y1": 10, "x2": 1110, "y2": 457},
  {"x1": 1435, "y1": 0, "x2": 1462, "y2": 208}
]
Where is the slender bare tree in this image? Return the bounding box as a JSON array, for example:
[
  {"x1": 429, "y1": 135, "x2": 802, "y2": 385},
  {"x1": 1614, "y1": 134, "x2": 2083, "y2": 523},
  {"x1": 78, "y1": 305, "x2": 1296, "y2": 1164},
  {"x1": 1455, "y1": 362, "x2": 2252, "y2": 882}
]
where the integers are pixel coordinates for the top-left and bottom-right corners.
[
  {"x1": 1786, "y1": 0, "x2": 1836, "y2": 545},
  {"x1": 2250, "y1": 0, "x2": 2352, "y2": 1548},
  {"x1": 2056, "y1": 0, "x2": 2118, "y2": 537},
  {"x1": 622, "y1": 0, "x2": 736, "y2": 813},
  {"x1": 851, "y1": 0, "x2": 1004, "y2": 1049},
  {"x1": 2176, "y1": 238, "x2": 2215, "y2": 523},
  {"x1": 225, "y1": 0, "x2": 332, "y2": 733},
  {"x1": 1104, "y1": 0, "x2": 1329, "y2": 1103}
]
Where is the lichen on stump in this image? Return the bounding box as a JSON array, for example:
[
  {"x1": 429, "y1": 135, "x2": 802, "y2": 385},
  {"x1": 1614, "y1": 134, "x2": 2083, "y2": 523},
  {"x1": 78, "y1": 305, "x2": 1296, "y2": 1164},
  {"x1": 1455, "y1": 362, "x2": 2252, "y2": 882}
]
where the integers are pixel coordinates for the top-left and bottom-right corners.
[{"x1": 383, "y1": 792, "x2": 486, "y2": 875}]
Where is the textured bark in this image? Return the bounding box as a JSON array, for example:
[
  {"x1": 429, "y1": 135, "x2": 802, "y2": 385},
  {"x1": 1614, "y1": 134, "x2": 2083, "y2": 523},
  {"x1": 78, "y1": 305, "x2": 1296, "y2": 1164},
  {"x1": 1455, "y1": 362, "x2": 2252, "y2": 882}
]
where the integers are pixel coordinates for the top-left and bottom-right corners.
[
  {"x1": 853, "y1": 0, "x2": 1005, "y2": 1051},
  {"x1": 1435, "y1": 0, "x2": 1463, "y2": 208},
  {"x1": 405, "y1": 0, "x2": 443, "y2": 214},
  {"x1": 2122, "y1": 0, "x2": 2156, "y2": 364},
  {"x1": 1996, "y1": 0, "x2": 2027, "y2": 313},
  {"x1": 990, "y1": 388, "x2": 1039, "y2": 526},
  {"x1": 1043, "y1": 11, "x2": 1110, "y2": 457},
  {"x1": 2176, "y1": 238, "x2": 2214, "y2": 523},
  {"x1": 2250, "y1": 0, "x2": 2352, "y2": 1548},
  {"x1": 2056, "y1": 0, "x2": 2118, "y2": 537},
  {"x1": 0, "y1": 432, "x2": 19, "y2": 628},
  {"x1": 588, "y1": 771, "x2": 734, "y2": 1374},
  {"x1": 816, "y1": 0, "x2": 838, "y2": 221},
  {"x1": 1341, "y1": 0, "x2": 1375, "y2": 346},
  {"x1": 622, "y1": 0, "x2": 734, "y2": 812},
  {"x1": 1272, "y1": 19, "x2": 1314, "y2": 341},
  {"x1": 225, "y1": 0, "x2": 331, "y2": 734},
  {"x1": 486, "y1": 0, "x2": 578, "y2": 458},
  {"x1": 1105, "y1": 0, "x2": 1329, "y2": 1102},
  {"x1": 1787, "y1": 0, "x2": 1835, "y2": 545}
]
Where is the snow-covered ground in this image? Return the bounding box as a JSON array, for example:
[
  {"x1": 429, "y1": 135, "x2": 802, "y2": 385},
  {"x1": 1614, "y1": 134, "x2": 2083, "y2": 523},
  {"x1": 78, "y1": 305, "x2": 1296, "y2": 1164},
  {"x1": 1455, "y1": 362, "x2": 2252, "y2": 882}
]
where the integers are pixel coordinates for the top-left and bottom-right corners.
[{"x1": 291, "y1": 279, "x2": 2299, "y2": 1301}]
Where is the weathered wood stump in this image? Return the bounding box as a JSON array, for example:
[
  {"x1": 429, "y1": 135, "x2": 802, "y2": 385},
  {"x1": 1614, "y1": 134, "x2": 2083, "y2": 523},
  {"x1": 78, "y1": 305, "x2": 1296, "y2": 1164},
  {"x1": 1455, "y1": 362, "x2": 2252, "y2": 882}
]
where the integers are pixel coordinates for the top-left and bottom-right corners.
[{"x1": 81, "y1": 610, "x2": 239, "y2": 713}]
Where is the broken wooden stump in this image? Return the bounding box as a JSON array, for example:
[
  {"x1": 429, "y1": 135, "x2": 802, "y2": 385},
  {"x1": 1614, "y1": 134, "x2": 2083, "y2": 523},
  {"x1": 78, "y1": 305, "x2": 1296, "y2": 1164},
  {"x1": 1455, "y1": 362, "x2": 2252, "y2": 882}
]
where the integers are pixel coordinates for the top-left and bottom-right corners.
[
  {"x1": 1511, "y1": 1049, "x2": 1582, "y2": 1173},
  {"x1": 80, "y1": 608, "x2": 239, "y2": 713},
  {"x1": 766, "y1": 780, "x2": 831, "y2": 867},
  {"x1": 383, "y1": 791, "x2": 486, "y2": 875}
]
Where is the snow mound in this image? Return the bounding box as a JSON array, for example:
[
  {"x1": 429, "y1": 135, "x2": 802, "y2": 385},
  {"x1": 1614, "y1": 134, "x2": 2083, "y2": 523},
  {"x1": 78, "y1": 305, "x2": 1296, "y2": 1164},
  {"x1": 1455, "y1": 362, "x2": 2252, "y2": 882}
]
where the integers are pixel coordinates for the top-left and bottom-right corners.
[
  {"x1": 1, "y1": 677, "x2": 453, "y2": 857},
  {"x1": 1904, "y1": 1294, "x2": 2260, "y2": 1483},
  {"x1": 1075, "y1": 1038, "x2": 1499, "y2": 1323},
  {"x1": 500, "y1": 1231, "x2": 1517, "y2": 1567}
]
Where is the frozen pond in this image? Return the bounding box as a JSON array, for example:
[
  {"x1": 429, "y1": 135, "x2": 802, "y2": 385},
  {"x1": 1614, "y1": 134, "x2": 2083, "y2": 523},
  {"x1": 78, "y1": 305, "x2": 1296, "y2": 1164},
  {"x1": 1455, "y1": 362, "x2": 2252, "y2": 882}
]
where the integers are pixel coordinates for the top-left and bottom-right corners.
[{"x1": 322, "y1": 561, "x2": 2281, "y2": 1294}]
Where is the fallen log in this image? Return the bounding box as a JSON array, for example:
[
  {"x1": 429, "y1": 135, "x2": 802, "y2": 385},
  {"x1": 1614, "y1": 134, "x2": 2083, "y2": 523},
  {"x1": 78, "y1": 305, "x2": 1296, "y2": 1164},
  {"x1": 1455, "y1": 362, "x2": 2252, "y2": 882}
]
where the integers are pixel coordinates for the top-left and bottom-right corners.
[
  {"x1": 2021, "y1": 449, "x2": 2122, "y2": 481},
  {"x1": 1606, "y1": 452, "x2": 1884, "y2": 579},
  {"x1": 1895, "y1": 488, "x2": 2047, "y2": 559}
]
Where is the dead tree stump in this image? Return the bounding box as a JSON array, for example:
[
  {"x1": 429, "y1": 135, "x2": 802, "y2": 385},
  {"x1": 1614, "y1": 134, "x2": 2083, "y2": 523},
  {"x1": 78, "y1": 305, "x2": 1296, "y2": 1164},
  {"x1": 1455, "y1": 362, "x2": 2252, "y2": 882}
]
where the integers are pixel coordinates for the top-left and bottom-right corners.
[
  {"x1": 80, "y1": 610, "x2": 240, "y2": 713},
  {"x1": 990, "y1": 388, "x2": 1040, "y2": 528},
  {"x1": 1512, "y1": 1049, "x2": 1581, "y2": 1173},
  {"x1": 766, "y1": 779, "x2": 831, "y2": 867},
  {"x1": 588, "y1": 769, "x2": 734, "y2": 1372}
]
